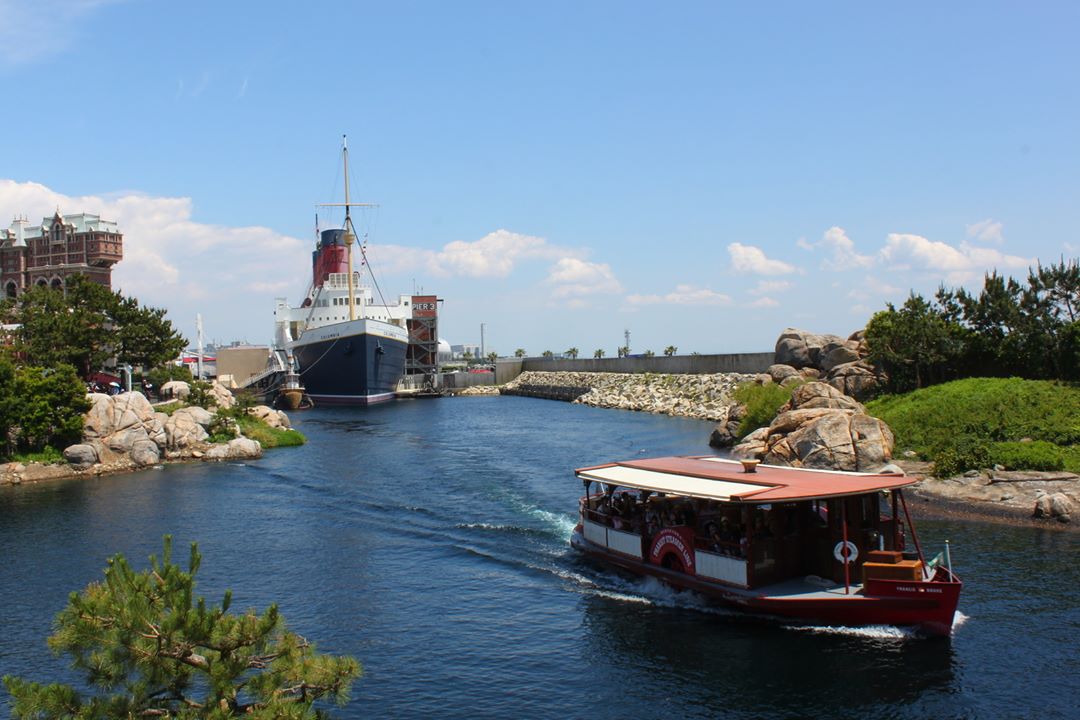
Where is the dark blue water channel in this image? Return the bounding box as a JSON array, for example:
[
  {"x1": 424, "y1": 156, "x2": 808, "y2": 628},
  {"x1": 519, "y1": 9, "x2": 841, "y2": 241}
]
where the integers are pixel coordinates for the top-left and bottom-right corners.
[{"x1": 2, "y1": 396, "x2": 1078, "y2": 719}]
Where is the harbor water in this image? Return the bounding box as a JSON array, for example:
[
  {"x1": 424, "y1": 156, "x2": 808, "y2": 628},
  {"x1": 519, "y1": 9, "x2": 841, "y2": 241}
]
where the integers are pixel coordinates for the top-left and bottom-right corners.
[{"x1": 2, "y1": 396, "x2": 1077, "y2": 719}]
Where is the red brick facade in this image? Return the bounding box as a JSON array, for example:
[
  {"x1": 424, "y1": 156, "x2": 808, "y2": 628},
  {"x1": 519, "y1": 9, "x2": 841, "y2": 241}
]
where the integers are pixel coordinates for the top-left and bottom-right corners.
[{"x1": 0, "y1": 211, "x2": 122, "y2": 297}]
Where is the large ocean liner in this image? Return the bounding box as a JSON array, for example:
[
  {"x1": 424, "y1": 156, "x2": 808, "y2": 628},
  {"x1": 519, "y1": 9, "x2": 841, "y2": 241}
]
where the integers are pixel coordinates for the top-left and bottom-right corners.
[{"x1": 271, "y1": 138, "x2": 411, "y2": 405}]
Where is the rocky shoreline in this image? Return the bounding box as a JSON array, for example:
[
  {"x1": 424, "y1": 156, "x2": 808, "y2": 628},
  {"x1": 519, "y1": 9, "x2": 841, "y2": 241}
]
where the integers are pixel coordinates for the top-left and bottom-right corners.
[
  {"x1": 499, "y1": 370, "x2": 754, "y2": 421},
  {"x1": 1, "y1": 383, "x2": 294, "y2": 488}
]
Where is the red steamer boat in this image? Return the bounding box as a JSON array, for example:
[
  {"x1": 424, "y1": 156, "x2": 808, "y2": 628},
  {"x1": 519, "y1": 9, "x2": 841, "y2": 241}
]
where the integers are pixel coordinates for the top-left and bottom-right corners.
[{"x1": 571, "y1": 456, "x2": 961, "y2": 636}]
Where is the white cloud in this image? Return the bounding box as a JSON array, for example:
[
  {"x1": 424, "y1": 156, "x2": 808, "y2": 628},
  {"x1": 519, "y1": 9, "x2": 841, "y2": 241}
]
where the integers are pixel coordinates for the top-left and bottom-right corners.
[
  {"x1": 626, "y1": 284, "x2": 732, "y2": 306},
  {"x1": 819, "y1": 226, "x2": 874, "y2": 270},
  {"x1": 966, "y1": 218, "x2": 1004, "y2": 244},
  {"x1": 0, "y1": 178, "x2": 308, "y2": 342},
  {"x1": 547, "y1": 258, "x2": 622, "y2": 300},
  {"x1": 747, "y1": 297, "x2": 779, "y2": 308},
  {"x1": 727, "y1": 242, "x2": 797, "y2": 275},
  {"x1": 799, "y1": 226, "x2": 873, "y2": 270},
  {"x1": 879, "y1": 233, "x2": 1030, "y2": 281},
  {"x1": 369, "y1": 229, "x2": 578, "y2": 279},
  {"x1": 749, "y1": 280, "x2": 790, "y2": 296}
]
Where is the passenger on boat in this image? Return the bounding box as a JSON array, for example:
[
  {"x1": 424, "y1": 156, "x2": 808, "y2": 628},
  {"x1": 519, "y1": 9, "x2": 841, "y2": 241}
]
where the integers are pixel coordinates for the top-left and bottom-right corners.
[
  {"x1": 644, "y1": 506, "x2": 659, "y2": 535},
  {"x1": 718, "y1": 517, "x2": 744, "y2": 557},
  {"x1": 707, "y1": 522, "x2": 724, "y2": 553}
]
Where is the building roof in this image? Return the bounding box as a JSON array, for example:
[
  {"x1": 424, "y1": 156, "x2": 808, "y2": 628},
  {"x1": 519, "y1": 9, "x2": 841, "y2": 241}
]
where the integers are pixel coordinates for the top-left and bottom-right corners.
[
  {"x1": 31, "y1": 213, "x2": 119, "y2": 237},
  {"x1": 575, "y1": 455, "x2": 915, "y2": 503}
]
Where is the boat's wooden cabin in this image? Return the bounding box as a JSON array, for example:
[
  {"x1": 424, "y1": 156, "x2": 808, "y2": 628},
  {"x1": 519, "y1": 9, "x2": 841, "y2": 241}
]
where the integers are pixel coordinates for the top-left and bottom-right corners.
[{"x1": 576, "y1": 456, "x2": 924, "y2": 591}]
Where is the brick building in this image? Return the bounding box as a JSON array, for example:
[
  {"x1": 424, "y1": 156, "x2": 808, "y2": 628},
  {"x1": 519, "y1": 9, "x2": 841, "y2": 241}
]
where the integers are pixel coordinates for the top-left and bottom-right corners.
[{"x1": 0, "y1": 211, "x2": 123, "y2": 298}]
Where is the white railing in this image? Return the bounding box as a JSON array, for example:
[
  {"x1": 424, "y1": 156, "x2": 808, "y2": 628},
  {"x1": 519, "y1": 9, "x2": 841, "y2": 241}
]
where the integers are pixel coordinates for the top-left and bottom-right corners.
[
  {"x1": 696, "y1": 550, "x2": 748, "y2": 587},
  {"x1": 607, "y1": 528, "x2": 643, "y2": 559},
  {"x1": 583, "y1": 519, "x2": 607, "y2": 547}
]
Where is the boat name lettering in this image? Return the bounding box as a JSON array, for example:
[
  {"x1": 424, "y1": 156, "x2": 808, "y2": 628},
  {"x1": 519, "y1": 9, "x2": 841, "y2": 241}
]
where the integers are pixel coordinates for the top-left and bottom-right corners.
[{"x1": 649, "y1": 529, "x2": 694, "y2": 569}]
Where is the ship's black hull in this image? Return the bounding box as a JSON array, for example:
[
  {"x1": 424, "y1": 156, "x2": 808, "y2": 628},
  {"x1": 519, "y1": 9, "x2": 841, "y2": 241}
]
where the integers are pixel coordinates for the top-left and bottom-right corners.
[{"x1": 290, "y1": 327, "x2": 408, "y2": 405}]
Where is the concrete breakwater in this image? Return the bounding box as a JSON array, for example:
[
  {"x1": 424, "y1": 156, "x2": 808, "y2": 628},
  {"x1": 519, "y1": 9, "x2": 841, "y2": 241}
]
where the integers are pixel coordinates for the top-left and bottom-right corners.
[{"x1": 499, "y1": 371, "x2": 754, "y2": 421}]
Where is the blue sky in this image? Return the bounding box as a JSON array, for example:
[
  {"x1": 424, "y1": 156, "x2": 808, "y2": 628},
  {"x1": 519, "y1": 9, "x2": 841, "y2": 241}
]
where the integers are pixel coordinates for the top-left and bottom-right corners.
[{"x1": 1, "y1": 1, "x2": 1077, "y2": 356}]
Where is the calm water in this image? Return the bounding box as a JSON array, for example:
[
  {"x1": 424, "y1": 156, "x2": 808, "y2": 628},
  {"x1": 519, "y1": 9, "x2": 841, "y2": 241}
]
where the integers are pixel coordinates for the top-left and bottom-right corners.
[{"x1": 2, "y1": 396, "x2": 1078, "y2": 719}]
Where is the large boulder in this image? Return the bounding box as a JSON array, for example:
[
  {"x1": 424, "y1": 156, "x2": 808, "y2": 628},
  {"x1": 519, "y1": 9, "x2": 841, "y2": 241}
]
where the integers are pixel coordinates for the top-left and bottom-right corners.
[
  {"x1": 83, "y1": 392, "x2": 167, "y2": 456},
  {"x1": 708, "y1": 404, "x2": 746, "y2": 448},
  {"x1": 774, "y1": 328, "x2": 846, "y2": 370},
  {"x1": 160, "y1": 380, "x2": 191, "y2": 400},
  {"x1": 767, "y1": 364, "x2": 800, "y2": 383},
  {"x1": 63, "y1": 444, "x2": 98, "y2": 469},
  {"x1": 249, "y1": 405, "x2": 291, "y2": 429},
  {"x1": 732, "y1": 427, "x2": 769, "y2": 459},
  {"x1": 164, "y1": 407, "x2": 211, "y2": 449},
  {"x1": 205, "y1": 437, "x2": 262, "y2": 461},
  {"x1": 729, "y1": 381, "x2": 894, "y2": 472},
  {"x1": 130, "y1": 439, "x2": 162, "y2": 466},
  {"x1": 826, "y1": 361, "x2": 883, "y2": 400},
  {"x1": 763, "y1": 412, "x2": 894, "y2": 471},
  {"x1": 208, "y1": 381, "x2": 236, "y2": 410},
  {"x1": 782, "y1": 382, "x2": 864, "y2": 412},
  {"x1": 818, "y1": 340, "x2": 861, "y2": 373}
]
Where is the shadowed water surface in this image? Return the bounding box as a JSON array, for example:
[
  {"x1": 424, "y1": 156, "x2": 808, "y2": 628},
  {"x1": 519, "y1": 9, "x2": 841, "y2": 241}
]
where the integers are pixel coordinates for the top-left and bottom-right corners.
[{"x1": 2, "y1": 396, "x2": 1077, "y2": 718}]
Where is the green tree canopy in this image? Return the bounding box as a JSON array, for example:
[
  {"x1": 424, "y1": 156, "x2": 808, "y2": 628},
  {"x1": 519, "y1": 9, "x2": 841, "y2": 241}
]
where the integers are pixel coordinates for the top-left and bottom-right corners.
[
  {"x1": 14, "y1": 275, "x2": 186, "y2": 379},
  {"x1": 3, "y1": 536, "x2": 360, "y2": 719}
]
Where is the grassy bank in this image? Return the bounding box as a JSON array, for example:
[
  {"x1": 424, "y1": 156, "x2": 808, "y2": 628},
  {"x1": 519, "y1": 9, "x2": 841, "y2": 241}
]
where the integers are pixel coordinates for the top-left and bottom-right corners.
[
  {"x1": 865, "y1": 377, "x2": 1080, "y2": 476},
  {"x1": 235, "y1": 415, "x2": 306, "y2": 448}
]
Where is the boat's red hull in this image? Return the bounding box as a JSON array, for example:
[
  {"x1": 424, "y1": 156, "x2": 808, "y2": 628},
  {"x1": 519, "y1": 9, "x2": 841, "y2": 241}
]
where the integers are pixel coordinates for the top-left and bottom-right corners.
[{"x1": 571, "y1": 528, "x2": 961, "y2": 637}]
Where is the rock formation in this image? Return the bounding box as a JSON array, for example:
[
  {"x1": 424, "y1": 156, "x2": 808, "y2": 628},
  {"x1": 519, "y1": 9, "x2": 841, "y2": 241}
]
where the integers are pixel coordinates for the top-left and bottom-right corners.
[
  {"x1": 771, "y1": 327, "x2": 884, "y2": 399},
  {"x1": 0, "y1": 388, "x2": 289, "y2": 485},
  {"x1": 732, "y1": 382, "x2": 894, "y2": 472}
]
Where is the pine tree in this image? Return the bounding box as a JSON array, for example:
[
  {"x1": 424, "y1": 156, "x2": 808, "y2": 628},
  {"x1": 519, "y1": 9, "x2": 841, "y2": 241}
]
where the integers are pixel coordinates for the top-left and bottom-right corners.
[{"x1": 3, "y1": 537, "x2": 360, "y2": 718}]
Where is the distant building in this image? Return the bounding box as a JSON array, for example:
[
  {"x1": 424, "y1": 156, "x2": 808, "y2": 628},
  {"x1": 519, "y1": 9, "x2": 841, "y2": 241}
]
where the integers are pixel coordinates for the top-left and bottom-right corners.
[
  {"x1": 451, "y1": 343, "x2": 482, "y2": 360},
  {"x1": 0, "y1": 211, "x2": 123, "y2": 297}
]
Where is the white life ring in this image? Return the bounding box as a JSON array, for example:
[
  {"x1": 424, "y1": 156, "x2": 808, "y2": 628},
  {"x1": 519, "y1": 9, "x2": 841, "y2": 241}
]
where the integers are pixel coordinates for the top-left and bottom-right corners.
[{"x1": 833, "y1": 540, "x2": 858, "y2": 563}]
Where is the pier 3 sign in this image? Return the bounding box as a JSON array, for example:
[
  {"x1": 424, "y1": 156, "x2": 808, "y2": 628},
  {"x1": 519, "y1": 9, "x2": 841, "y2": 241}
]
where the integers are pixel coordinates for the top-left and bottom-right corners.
[
  {"x1": 649, "y1": 527, "x2": 696, "y2": 576},
  {"x1": 411, "y1": 295, "x2": 438, "y2": 318}
]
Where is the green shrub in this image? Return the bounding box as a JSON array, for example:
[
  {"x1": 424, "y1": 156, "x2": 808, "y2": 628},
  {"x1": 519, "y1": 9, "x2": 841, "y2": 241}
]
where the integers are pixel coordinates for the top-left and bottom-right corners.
[
  {"x1": 733, "y1": 382, "x2": 793, "y2": 439},
  {"x1": 989, "y1": 441, "x2": 1065, "y2": 472},
  {"x1": 206, "y1": 413, "x2": 238, "y2": 444},
  {"x1": 867, "y1": 377, "x2": 1080, "y2": 449},
  {"x1": 235, "y1": 415, "x2": 305, "y2": 448},
  {"x1": 144, "y1": 364, "x2": 192, "y2": 391},
  {"x1": 12, "y1": 446, "x2": 65, "y2": 465},
  {"x1": 867, "y1": 377, "x2": 1080, "y2": 476},
  {"x1": 930, "y1": 441, "x2": 991, "y2": 478}
]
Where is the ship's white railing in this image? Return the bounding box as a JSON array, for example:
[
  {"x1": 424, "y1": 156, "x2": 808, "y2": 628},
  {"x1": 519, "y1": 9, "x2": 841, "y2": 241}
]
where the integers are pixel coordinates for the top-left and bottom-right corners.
[
  {"x1": 696, "y1": 550, "x2": 749, "y2": 587},
  {"x1": 583, "y1": 519, "x2": 643, "y2": 559}
]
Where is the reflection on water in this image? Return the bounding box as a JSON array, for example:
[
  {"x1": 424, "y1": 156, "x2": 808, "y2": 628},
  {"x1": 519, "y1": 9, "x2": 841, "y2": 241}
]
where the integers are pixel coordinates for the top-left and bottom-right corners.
[{"x1": 2, "y1": 397, "x2": 1078, "y2": 719}]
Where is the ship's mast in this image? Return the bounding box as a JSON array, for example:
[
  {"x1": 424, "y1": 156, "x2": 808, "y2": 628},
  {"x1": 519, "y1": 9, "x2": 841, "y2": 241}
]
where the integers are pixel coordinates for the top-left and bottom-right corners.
[
  {"x1": 317, "y1": 135, "x2": 377, "y2": 322},
  {"x1": 343, "y1": 136, "x2": 356, "y2": 321}
]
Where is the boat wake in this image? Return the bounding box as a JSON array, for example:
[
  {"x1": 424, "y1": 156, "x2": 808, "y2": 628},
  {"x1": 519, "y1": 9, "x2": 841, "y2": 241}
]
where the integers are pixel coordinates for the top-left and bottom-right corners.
[{"x1": 782, "y1": 622, "x2": 917, "y2": 640}]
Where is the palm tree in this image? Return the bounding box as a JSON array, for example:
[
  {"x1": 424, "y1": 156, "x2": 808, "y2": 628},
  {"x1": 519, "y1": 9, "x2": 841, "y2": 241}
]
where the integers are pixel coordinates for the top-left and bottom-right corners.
[
  {"x1": 664, "y1": 345, "x2": 677, "y2": 357},
  {"x1": 542, "y1": 350, "x2": 554, "y2": 358},
  {"x1": 462, "y1": 350, "x2": 473, "y2": 365},
  {"x1": 618, "y1": 346, "x2": 629, "y2": 358},
  {"x1": 486, "y1": 351, "x2": 498, "y2": 363},
  {"x1": 566, "y1": 347, "x2": 579, "y2": 359},
  {"x1": 594, "y1": 348, "x2": 605, "y2": 359},
  {"x1": 643, "y1": 349, "x2": 655, "y2": 357},
  {"x1": 514, "y1": 348, "x2": 526, "y2": 358}
]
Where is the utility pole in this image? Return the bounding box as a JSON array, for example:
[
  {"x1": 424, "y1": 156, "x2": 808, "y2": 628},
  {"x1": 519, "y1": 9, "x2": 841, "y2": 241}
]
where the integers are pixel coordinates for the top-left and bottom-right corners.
[
  {"x1": 480, "y1": 323, "x2": 486, "y2": 361},
  {"x1": 196, "y1": 314, "x2": 204, "y2": 380},
  {"x1": 624, "y1": 328, "x2": 631, "y2": 355}
]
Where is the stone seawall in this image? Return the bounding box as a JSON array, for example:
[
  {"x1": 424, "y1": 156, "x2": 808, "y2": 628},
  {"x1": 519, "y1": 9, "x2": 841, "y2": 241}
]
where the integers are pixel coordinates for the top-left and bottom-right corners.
[{"x1": 500, "y1": 371, "x2": 754, "y2": 421}]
